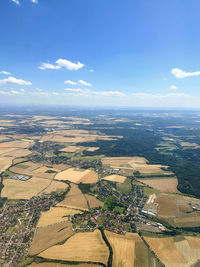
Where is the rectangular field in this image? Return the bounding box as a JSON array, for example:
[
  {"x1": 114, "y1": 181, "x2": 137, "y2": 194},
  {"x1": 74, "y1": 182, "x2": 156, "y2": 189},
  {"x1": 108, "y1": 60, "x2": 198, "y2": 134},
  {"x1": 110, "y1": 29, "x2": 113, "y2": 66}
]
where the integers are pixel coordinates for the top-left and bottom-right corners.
[{"x1": 138, "y1": 177, "x2": 179, "y2": 193}]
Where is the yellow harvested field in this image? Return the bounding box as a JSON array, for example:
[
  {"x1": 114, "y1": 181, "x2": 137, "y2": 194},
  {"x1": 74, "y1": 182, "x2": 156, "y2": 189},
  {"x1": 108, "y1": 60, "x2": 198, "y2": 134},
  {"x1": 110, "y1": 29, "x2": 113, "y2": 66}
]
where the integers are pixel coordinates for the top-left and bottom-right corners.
[
  {"x1": 102, "y1": 157, "x2": 148, "y2": 167},
  {"x1": 60, "y1": 146, "x2": 81, "y2": 153},
  {"x1": 0, "y1": 140, "x2": 33, "y2": 149},
  {"x1": 1, "y1": 177, "x2": 50, "y2": 199},
  {"x1": 85, "y1": 194, "x2": 103, "y2": 208},
  {"x1": 0, "y1": 157, "x2": 14, "y2": 173},
  {"x1": 33, "y1": 166, "x2": 59, "y2": 174},
  {"x1": 174, "y1": 217, "x2": 200, "y2": 224},
  {"x1": 156, "y1": 193, "x2": 200, "y2": 227},
  {"x1": 145, "y1": 236, "x2": 200, "y2": 267},
  {"x1": 185, "y1": 236, "x2": 200, "y2": 249},
  {"x1": 102, "y1": 157, "x2": 168, "y2": 175},
  {"x1": 53, "y1": 164, "x2": 70, "y2": 171},
  {"x1": 138, "y1": 178, "x2": 179, "y2": 193},
  {"x1": 57, "y1": 184, "x2": 88, "y2": 210},
  {"x1": 55, "y1": 168, "x2": 98, "y2": 184},
  {"x1": 0, "y1": 147, "x2": 17, "y2": 155},
  {"x1": 86, "y1": 147, "x2": 99, "y2": 152},
  {"x1": 39, "y1": 229, "x2": 109, "y2": 265},
  {"x1": 31, "y1": 263, "x2": 102, "y2": 267},
  {"x1": 105, "y1": 231, "x2": 141, "y2": 267},
  {"x1": 42, "y1": 180, "x2": 68, "y2": 194},
  {"x1": 102, "y1": 175, "x2": 126, "y2": 183},
  {"x1": 10, "y1": 163, "x2": 57, "y2": 179},
  {"x1": 37, "y1": 207, "x2": 81, "y2": 227},
  {"x1": 29, "y1": 221, "x2": 73, "y2": 255},
  {"x1": 2, "y1": 148, "x2": 32, "y2": 158},
  {"x1": 144, "y1": 237, "x2": 187, "y2": 267}
]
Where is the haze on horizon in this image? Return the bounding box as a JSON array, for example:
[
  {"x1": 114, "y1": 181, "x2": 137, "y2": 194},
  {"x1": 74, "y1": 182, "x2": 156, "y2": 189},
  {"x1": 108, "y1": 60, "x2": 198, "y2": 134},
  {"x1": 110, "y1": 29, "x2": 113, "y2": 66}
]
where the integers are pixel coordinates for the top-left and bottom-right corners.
[{"x1": 1, "y1": 0, "x2": 200, "y2": 108}]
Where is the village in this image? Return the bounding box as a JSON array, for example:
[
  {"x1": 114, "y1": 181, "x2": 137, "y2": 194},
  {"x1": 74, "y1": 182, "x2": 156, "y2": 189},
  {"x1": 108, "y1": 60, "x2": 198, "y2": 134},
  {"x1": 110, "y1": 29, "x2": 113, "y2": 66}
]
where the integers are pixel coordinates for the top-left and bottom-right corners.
[{"x1": 0, "y1": 194, "x2": 60, "y2": 266}]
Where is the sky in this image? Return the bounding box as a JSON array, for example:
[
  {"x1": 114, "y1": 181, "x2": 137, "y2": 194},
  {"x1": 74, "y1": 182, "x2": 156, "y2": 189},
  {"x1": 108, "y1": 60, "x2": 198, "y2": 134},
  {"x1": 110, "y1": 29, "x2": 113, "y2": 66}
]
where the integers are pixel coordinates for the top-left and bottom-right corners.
[{"x1": 1, "y1": 0, "x2": 200, "y2": 107}]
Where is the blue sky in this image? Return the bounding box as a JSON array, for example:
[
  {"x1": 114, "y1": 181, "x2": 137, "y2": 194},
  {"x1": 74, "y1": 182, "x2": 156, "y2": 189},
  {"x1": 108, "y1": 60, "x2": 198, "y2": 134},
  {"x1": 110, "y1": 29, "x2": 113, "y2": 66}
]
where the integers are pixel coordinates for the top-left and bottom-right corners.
[{"x1": 1, "y1": 0, "x2": 200, "y2": 107}]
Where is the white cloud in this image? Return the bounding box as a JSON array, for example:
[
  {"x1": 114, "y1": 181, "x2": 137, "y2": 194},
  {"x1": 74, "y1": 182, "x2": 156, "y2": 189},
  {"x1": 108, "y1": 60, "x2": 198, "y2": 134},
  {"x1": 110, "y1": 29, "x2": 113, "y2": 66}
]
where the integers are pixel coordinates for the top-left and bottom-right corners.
[
  {"x1": 0, "y1": 71, "x2": 11, "y2": 75},
  {"x1": 38, "y1": 63, "x2": 61, "y2": 70},
  {"x1": 92, "y1": 90, "x2": 126, "y2": 97},
  {"x1": 78, "y1": 80, "x2": 91, "y2": 86},
  {"x1": 64, "y1": 80, "x2": 91, "y2": 86},
  {"x1": 39, "y1": 59, "x2": 84, "y2": 71},
  {"x1": 64, "y1": 88, "x2": 89, "y2": 93},
  {"x1": 11, "y1": 0, "x2": 20, "y2": 5},
  {"x1": 64, "y1": 80, "x2": 77, "y2": 85},
  {"x1": 89, "y1": 69, "x2": 94, "y2": 72},
  {"x1": 0, "y1": 76, "x2": 32, "y2": 85},
  {"x1": 56, "y1": 59, "x2": 84, "y2": 70},
  {"x1": 31, "y1": 0, "x2": 38, "y2": 3},
  {"x1": 169, "y1": 85, "x2": 178, "y2": 90},
  {"x1": 20, "y1": 88, "x2": 25, "y2": 92},
  {"x1": 171, "y1": 68, "x2": 200, "y2": 78},
  {"x1": 10, "y1": 90, "x2": 20, "y2": 95}
]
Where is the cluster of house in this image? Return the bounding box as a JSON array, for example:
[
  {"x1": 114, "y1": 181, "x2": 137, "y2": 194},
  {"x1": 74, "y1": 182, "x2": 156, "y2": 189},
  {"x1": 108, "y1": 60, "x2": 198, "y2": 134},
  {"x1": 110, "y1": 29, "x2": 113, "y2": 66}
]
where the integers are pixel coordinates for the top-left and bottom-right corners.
[{"x1": 0, "y1": 194, "x2": 59, "y2": 266}]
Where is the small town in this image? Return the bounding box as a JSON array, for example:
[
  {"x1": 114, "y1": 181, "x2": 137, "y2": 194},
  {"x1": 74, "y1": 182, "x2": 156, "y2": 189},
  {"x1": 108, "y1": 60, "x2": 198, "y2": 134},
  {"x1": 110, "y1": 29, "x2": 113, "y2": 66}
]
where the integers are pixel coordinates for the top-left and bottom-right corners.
[{"x1": 0, "y1": 194, "x2": 60, "y2": 266}]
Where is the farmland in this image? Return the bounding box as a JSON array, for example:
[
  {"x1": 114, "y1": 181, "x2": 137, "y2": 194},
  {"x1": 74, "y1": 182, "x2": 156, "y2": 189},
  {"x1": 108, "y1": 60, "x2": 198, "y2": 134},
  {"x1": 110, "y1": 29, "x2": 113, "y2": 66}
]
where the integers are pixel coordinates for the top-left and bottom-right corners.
[
  {"x1": 156, "y1": 193, "x2": 200, "y2": 227},
  {"x1": 39, "y1": 229, "x2": 109, "y2": 265},
  {"x1": 29, "y1": 221, "x2": 74, "y2": 255},
  {"x1": 102, "y1": 174, "x2": 126, "y2": 183},
  {"x1": 37, "y1": 206, "x2": 81, "y2": 227},
  {"x1": 138, "y1": 177, "x2": 179, "y2": 193},
  {"x1": 55, "y1": 168, "x2": 98, "y2": 184},
  {"x1": 57, "y1": 184, "x2": 89, "y2": 210},
  {"x1": 102, "y1": 157, "x2": 170, "y2": 175},
  {"x1": 1, "y1": 111, "x2": 200, "y2": 266},
  {"x1": 144, "y1": 236, "x2": 200, "y2": 267}
]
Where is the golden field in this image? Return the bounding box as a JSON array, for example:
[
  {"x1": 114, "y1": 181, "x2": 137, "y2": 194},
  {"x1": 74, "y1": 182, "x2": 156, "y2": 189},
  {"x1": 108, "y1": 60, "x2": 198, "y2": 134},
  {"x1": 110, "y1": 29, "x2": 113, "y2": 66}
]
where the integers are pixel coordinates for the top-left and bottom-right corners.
[
  {"x1": 1, "y1": 177, "x2": 50, "y2": 199},
  {"x1": 31, "y1": 264, "x2": 102, "y2": 267},
  {"x1": 55, "y1": 168, "x2": 98, "y2": 184},
  {"x1": 85, "y1": 194, "x2": 103, "y2": 209},
  {"x1": 57, "y1": 184, "x2": 88, "y2": 210},
  {"x1": 102, "y1": 157, "x2": 169, "y2": 175},
  {"x1": 138, "y1": 177, "x2": 179, "y2": 193},
  {"x1": 42, "y1": 180, "x2": 68, "y2": 194},
  {"x1": 105, "y1": 231, "x2": 141, "y2": 267},
  {"x1": 39, "y1": 229, "x2": 109, "y2": 265},
  {"x1": 37, "y1": 207, "x2": 82, "y2": 227},
  {"x1": 156, "y1": 193, "x2": 200, "y2": 227},
  {"x1": 29, "y1": 221, "x2": 73, "y2": 255},
  {"x1": 144, "y1": 236, "x2": 200, "y2": 267},
  {"x1": 102, "y1": 174, "x2": 126, "y2": 183}
]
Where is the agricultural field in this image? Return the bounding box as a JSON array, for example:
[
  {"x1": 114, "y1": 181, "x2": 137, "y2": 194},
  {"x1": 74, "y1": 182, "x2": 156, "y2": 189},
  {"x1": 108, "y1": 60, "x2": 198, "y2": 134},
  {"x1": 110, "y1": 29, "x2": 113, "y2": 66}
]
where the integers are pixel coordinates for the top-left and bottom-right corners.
[
  {"x1": 138, "y1": 177, "x2": 179, "y2": 193},
  {"x1": 29, "y1": 221, "x2": 74, "y2": 255},
  {"x1": 31, "y1": 264, "x2": 102, "y2": 267},
  {"x1": 55, "y1": 168, "x2": 98, "y2": 184},
  {"x1": 144, "y1": 236, "x2": 200, "y2": 267},
  {"x1": 39, "y1": 129, "x2": 120, "y2": 143},
  {"x1": 37, "y1": 206, "x2": 82, "y2": 227},
  {"x1": 105, "y1": 231, "x2": 138, "y2": 267},
  {"x1": 1, "y1": 177, "x2": 50, "y2": 199},
  {"x1": 57, "y1": 184, "x2": 89, "y2": 210},
  {"x1": 85, "y1": 194, "x2": 103, "y2": 209},
  {"x1": 102, "y1": 157, "x2": 170, "y2": 175},
  {"x1": 105, "y1": 231, "x2": 161, "y2": 267},
  {"x1": 41, "y1": 180, "x2": 68, "y2": 194},
  {"x1": 10, "y1": 162, "x2": 59, "y2": 180},
  {"x1": 156, "y1": 193, "x2": 200, "y2": 227},
  {"x1": 102, "y1": 174, "x2": 126, "y2": 183},
  {"x1": 39, "y1": 229, "x2": 109, "y2": 265}
]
